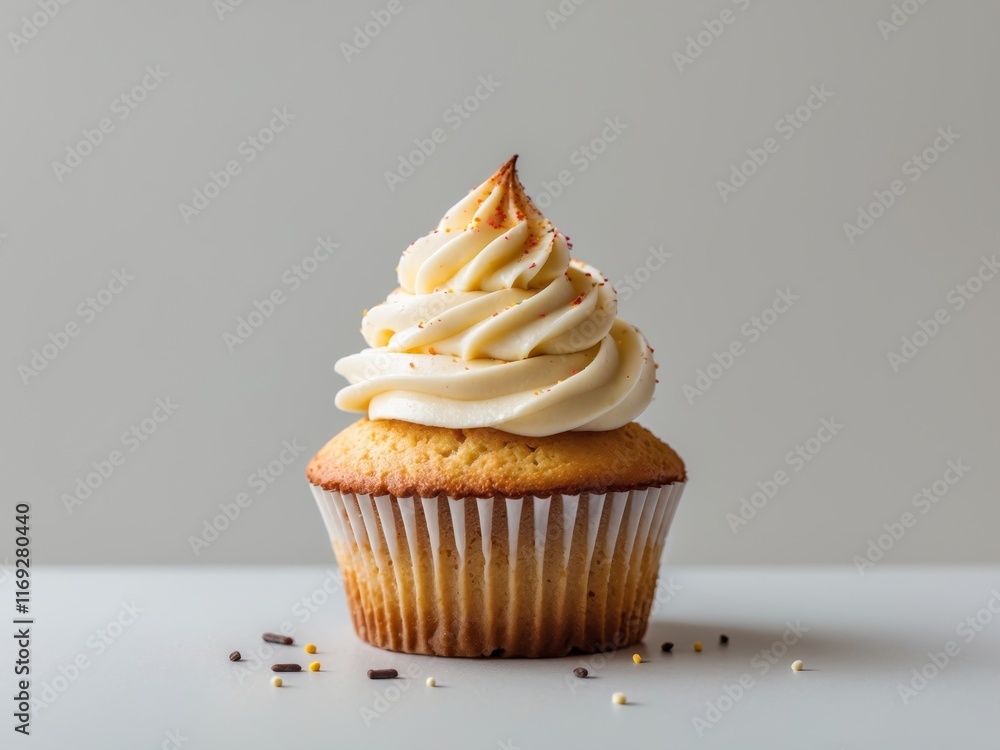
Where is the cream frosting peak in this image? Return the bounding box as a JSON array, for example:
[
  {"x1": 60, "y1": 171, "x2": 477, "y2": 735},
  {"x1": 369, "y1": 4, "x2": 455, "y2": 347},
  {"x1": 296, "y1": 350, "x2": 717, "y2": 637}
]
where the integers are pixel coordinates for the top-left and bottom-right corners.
[
  {"x1": 335, "y1": 157, "x2": 657, "y2": 437},
  {"x1": 397, "y1": 155, "x2": 570, "y2": 295}
]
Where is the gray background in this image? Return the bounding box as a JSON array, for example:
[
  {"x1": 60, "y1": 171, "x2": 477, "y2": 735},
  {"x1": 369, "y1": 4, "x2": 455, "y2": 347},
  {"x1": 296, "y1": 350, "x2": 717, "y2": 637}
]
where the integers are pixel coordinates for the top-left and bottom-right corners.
[{"x1": 3, "y1": 0, "x2": 997, "y2": 566}]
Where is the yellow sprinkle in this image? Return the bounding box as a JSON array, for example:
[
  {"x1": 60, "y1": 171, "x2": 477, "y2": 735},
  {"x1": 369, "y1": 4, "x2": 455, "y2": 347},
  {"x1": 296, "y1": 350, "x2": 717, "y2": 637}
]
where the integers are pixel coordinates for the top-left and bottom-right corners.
[
  {"x1": 426, "y1": 677, "x2": 436, "y2": 687},
  {"x1": 791, "y1": 660, "x2": 804, "y2": 672},
  {"x1": 612, "y1": 692, "x2": 627, "y2": 705},
  {"x1": 309, "y1": 661, "x2": 321, "y2": 672},
  {"x1": 632, "y1": 653, "x2": 642, "y2": 664},
  {"x1": 271, "y1": 676, "x2": 283, "y2": 687},
  {"x1": 304, "y1": 644, "x2": 317, "y2": 654},
  {"x1": 694, "y1": 642, "x2": 703, "y2": 652}
]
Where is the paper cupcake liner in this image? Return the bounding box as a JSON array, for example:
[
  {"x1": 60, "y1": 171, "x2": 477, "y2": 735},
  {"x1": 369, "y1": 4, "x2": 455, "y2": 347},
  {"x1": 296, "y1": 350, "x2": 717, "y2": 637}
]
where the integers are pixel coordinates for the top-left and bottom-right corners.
[{"x1": 309, "y1": 483, "x2": 685, "y2": 657}]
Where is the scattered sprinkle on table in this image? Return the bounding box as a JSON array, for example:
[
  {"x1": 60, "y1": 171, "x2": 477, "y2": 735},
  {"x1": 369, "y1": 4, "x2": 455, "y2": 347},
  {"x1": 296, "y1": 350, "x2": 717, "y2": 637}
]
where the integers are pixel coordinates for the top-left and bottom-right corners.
[
  {"x1": 271, "y1": 664, "x2": 301, "y2": 672},
  {"x1": 661, "y1": 642, "x2": 674, "y2": 653},
  {"x1": 229, "y1": 651, "x2": 241, "y2": 662},
  {"x1": 426, "y1": 677, "x2": 436, "y2": 687},
  {"x1": 308, "y1": 662, "x2": 321, "y2": 672},
  {"x1": 791, "y1": 660, "x2": 804, "y2": 672},
  {"x1": 612, "y1": 692, "x2": 627, "y2": 705},
  {"x1": 304, "y1": 643, "x2": 317, "y2": 654},
  {"x1": 573, "y1": 667, "x2": 588, "y2": 678},
  {"x1": 367, "y1": 668, "x2": 398, "y2": 680},
  {"x1": 632, "y1": 653, "x2": 642, "y2": 664},
  {"x1": 720, "y1": 634, "x2": 730, "y2": 645},
  {"x1": 263, "y1": 633, "x2": 293, "y2": 645},
  {"x1": 271, "y1": 676, "x2": 283, "y2": 687},
  {"x1": 693, "y1": 642, "x2": 703, "y2": 652}
]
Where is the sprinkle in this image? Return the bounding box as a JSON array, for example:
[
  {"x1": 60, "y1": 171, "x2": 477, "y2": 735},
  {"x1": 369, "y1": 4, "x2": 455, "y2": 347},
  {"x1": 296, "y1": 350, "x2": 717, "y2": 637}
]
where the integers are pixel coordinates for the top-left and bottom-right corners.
[
  {"x1": 538, "y1": 313, "x2": 546, "y2": 318},
  {"x1": 271, "y1": 676, "x2": 283, "y2": 687},
  {"x1": 632, "y1": 653, "x2": 642, "y2": 664},
  {"x1": 791, "y1": 660, "x2": 804, "y2": 672},
  {"x1": 612, "y1": 692, "x2": 627, "y2": 705},
  {"x1": 428, "y1": 347, "x2": 437, "y2": 355},
  {"x1": 573, "y1": 667, "x2": 588, "y2": 678},
  {"x1": 661, "y1": 642, "x2": 674, "y2": 653},
  {"x1": 263, "y1": 633, "x2": 292, "y2": 645},
  {"x1": 426, "y1": 677, "x2": 437, "y2": 687},
  {"x1": 229, "y1": 651, "x2": 242, "y2": 662},
  {"x1": 409, "y1": 363, "x2": 415, "y2": 368},
  {"x1": 694, "y1": 642, "x2": 703, "y2": 652},
  {"x1": 271, "y1": 664, "x2": 302, "y2": 672},
  {"x1": 308, "y1": 662, "x2": 321, "y2": 672},
  {"x1": 367, "y1": 668, "x2": 398, "y2": 680},
  {"x1": 720, "y1": 634, "x2": 729, "y2": 646}
]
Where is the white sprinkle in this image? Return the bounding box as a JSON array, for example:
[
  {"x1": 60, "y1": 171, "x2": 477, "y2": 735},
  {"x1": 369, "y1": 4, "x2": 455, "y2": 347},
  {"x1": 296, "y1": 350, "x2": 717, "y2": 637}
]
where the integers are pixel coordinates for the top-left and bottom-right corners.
[
  {"x1": 791, "y1": 660, "x2": 804, "y2": 672},
  {"x1": 426, "y1": 677, "x2": 436, "y2": 687},
  {"x1": 612, "y1": 692, "x2": 627, "y2": 705}
]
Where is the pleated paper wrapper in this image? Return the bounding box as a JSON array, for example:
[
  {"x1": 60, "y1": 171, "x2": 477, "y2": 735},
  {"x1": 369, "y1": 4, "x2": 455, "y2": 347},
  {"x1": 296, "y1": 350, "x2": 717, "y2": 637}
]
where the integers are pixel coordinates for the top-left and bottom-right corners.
[{"x1": 310, "y1": 482, "x2": 685, "y2": 657}]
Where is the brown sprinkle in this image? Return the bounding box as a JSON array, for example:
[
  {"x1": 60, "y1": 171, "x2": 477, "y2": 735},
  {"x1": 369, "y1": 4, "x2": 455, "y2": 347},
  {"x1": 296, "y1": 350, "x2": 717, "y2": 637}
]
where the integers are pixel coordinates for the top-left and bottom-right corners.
[
  {"x1": 229, "y1": 651, "x2": 242, "y2": 662},
  {"x1": 367, "y1": 668, "x2": 398, "y2": 680},
  {"x1": 263, "y1": 633, "x2": 293, "y2": 645},
  {"x1": 720, "y1": 634, "x2": 730, "y2": 645},
  {"x1": 661, "y1": 642, "x2": 674, "y2": 653},
  {"x1": 573, "y1": 667, "x2": 588, "y2": 678},
  {"x1": 271, "y1": 664, "x2": 302, "y2": 672}
]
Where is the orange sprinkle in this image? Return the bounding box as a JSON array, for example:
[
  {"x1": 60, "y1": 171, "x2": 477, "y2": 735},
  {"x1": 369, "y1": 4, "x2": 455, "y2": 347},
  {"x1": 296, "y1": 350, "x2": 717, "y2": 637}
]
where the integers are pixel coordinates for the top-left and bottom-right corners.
[
  {"x1": 428, "y1": 347, "x2": 437, "y2": 355},
  {"x1": 409, "y1": 363, "x2": 415, "y2": 368}
]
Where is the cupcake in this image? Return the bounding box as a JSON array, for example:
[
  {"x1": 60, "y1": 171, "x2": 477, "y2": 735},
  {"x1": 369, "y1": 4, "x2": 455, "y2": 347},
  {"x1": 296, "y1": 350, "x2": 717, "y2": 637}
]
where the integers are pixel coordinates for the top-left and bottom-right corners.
[{"x1": 307, "y1": 156, "x2": 685, "y2": 657}]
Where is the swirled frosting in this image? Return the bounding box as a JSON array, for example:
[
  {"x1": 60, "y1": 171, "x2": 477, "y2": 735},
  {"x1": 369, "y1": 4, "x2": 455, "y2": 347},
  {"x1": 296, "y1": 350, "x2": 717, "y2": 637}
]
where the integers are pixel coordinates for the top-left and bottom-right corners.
[{"x1": 334, "y1": 156, "x2": 657, "y2": 437}]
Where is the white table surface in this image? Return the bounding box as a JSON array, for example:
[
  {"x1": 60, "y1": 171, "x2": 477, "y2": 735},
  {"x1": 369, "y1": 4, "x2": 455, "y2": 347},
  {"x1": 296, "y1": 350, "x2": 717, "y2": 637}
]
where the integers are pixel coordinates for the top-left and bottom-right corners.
[{"x1": 9, "y1": 566, "x2": 1000, "y2": 749}]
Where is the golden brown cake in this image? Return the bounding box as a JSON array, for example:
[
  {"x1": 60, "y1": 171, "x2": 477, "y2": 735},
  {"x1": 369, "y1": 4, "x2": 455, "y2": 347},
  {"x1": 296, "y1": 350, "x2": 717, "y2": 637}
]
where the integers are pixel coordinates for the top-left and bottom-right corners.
[{"x1": 307, "y1": 418, "x2": 685, "y2": 499}]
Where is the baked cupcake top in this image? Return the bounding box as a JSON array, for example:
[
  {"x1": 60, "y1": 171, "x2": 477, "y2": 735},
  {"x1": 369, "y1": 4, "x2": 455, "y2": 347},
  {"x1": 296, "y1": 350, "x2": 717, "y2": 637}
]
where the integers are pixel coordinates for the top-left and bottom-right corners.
[
  {"x1": 334, "y1": 156, "x2": 658, "y2": 437},
  {"x1": 307, "y1": 418, "x2": 685, "y2": 498}
]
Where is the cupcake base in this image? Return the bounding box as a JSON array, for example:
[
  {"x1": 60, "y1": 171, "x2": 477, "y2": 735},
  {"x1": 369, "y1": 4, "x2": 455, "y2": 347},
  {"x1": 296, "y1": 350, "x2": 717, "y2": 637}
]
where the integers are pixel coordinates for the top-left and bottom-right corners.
[{"x1": 310, "y1": 483, "x2": 684, "y2": 657}]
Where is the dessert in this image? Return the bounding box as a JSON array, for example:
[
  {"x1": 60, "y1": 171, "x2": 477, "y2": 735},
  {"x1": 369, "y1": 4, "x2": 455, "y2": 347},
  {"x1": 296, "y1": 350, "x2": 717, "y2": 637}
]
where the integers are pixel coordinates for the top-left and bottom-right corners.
[{"x1": 307, "y1": 156, "x2": 686, "y2": 657}]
